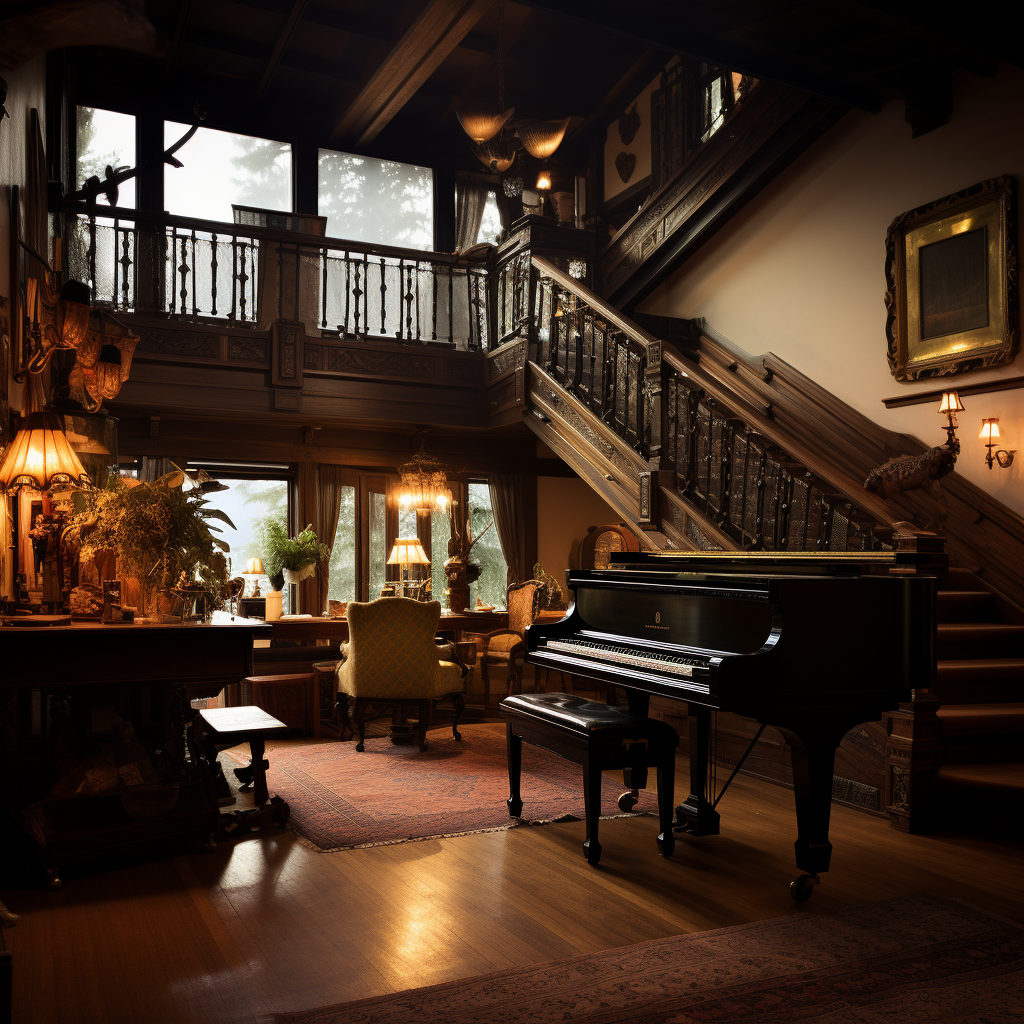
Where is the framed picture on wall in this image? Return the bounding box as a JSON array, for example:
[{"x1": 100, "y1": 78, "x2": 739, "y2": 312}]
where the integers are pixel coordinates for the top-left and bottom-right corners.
[{"x1": 885, "y1": 175, "x2": 1019, "y2": 382}]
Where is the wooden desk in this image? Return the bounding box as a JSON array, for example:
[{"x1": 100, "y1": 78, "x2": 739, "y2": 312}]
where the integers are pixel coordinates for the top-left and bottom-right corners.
[
  {"x1": 0, "y1": 614, "x2": 270, "y2": 884},
  {"x1": 265, "y1": 609, "x2": 508, "y2": 643}
]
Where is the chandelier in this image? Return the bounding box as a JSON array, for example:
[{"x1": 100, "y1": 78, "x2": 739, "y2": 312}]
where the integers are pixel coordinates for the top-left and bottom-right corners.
[
  {"x1": 397, "y1": 436, "x2": 452, "y2": 513},
  {"x1": 459, "y1": 2, "x2": 568, "y2": 187}
]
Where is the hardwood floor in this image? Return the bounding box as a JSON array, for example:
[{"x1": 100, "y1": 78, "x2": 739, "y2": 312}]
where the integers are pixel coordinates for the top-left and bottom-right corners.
[{"x1": 4, "y1": 723, "x2": 1023, "y2": 1024}]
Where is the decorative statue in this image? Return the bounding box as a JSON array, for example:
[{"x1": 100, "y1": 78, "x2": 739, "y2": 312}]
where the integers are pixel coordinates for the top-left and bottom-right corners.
[
  {"x1": 863, "y1": 439, "x2": 959, "y2": 505},
  {"x1": 444, "y1": 504, "x2": 491, "y2": 613}
]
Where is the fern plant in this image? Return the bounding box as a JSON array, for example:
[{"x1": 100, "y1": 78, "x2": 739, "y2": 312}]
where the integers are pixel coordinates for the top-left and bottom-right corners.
[{"x1": 260, "y1": 520, "x2": 328, "y2": 583}]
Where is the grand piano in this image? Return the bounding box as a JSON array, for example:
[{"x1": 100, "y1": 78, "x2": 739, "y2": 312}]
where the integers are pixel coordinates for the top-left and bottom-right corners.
[{"x1": 525, "y1": 550, "x2": 938, "y2": 899}]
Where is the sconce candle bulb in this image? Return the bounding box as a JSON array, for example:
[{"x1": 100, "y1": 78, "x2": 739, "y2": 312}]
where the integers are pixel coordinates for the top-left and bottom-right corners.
[{"x1": 979, "y1": 417, "x2": 1015, "y2": 470}]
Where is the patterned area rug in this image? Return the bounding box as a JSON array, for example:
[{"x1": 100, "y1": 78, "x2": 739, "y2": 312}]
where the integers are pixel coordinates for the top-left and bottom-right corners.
[
  {"x1": 226, "y1": 724, "x2": 658, "y2": 851},
  {"x1": 271, "y1": 894, "x2": 1024, "y2": 1023}
]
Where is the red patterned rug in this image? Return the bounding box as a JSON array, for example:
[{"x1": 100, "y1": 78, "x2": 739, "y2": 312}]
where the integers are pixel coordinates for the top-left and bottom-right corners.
[
  {"x1": 271, "y1": 893, "x2": 1024, "y2": 1023},
  {"x1": 226, "y1": 724, "x2": 658, "y2": 851}
]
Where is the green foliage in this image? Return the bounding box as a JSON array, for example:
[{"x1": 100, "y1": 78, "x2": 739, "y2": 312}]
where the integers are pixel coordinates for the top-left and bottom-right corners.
[
  {"x1": 260, "y1": 520, "x2": 328, "y2": 578},
  {"x1": 72, "y1": 473, "x2": 233, "y2": 599}
]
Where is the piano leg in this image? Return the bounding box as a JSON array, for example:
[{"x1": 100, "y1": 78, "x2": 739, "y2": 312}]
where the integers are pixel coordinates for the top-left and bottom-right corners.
[
  {"x1": 505, "y1": 723, "x2": 524, "y2": 818},
  {"x1": 775, "y1": 723, "x2": 841, "y2": 899},
  {"x1": 674, "y1": 705, "x2": 721, "y2": 836},
  {"x1": 621, "y1": 690, "x2": 650, "y2": 794},
  {"x1": 582, "y1": 753, "x2": 603, "y2": 865}
]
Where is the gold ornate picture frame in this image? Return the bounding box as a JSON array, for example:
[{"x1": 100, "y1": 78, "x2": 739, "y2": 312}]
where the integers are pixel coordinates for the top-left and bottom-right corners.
[{"x1": 885, "y1": 176, "x2": 1018, "y2": 382}]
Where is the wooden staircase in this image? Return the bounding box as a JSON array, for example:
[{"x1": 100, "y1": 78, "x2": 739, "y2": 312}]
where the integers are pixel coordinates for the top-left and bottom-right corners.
[
  {"x1": 510, "y1": 253, "x2": 1024, "y2": 835},
  {"x1": 931, "y1": 568, "x2": 1024, "y2": 835}
]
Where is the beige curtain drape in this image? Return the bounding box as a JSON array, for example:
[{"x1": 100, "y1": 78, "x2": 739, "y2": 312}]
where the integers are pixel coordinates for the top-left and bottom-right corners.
[
  {"x1": 455, "y1": 179, "x2": 488, "y2": 253},
  {"x1": 314, "y1": 465, "x2": 345, "y2": 615},
  {"x1": 489, "y1": 474, "x2": 527, "y2": 588}
]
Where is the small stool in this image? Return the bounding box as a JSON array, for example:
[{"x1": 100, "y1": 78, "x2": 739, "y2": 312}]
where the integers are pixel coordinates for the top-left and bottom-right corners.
[
  {"x1": 242, "y1": 673, "x2": 317, "y2": 736},
  {"x1": 199, "y1": 706, "x2": 288, "y2": 808},
  {"x1": 500, "y1": 693, "x2": 678, "y2": 865}
]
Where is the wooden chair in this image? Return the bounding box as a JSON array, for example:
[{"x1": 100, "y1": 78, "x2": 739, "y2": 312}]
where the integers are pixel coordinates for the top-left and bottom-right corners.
[
  {"x1": 335, "y1": 598, "x2": 467, "y2": 751},
  {"x1": 480, "y1": 580, "x2": 544, "y2": 697}
]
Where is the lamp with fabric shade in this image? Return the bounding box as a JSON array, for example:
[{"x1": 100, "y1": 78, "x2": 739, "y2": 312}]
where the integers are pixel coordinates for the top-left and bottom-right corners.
[
  {"x1": 937, "y1": 390, "x2": 964, "y2": 443},
  {"x1": 242, "y1": 557, "x2": 266, "y2": 596},
  {"x1": 387, "y1": 539, "x2": 430, "y2": 592},
  {"x1": 0, "y1": 411, "x2": 92, "y2": 493},
  {"x1": 979, "y1": 417, "x2": 1015, "y2": 470}
]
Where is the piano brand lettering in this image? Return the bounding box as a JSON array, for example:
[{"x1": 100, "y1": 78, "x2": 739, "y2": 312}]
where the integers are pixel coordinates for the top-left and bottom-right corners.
[{"x1": 646, "y1": 609, "x2": 669, "y2": 631}]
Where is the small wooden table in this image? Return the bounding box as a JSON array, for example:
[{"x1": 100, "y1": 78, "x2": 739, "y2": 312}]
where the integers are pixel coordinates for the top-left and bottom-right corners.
[{"x1": 199, "y1": 706, "x2": 288, "y2": 808}]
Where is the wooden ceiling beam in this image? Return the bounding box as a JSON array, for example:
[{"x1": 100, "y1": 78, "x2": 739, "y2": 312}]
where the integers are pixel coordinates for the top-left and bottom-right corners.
[
  {"x1": 332, "y1": 0, "x2": 494, "y2": 147},
  {"x1": 512, "y1": 0, "x2": 885, "y2": 111},
  {"x1": 255, "y1": 0, "x2": 310, "y2": 100},
  {"x1": 164, "y1": 0, "x2": 193, "y2": 80}
]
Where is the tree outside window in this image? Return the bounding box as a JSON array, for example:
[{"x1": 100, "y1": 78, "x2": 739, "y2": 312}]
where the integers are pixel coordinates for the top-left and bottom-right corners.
[{"x1": 467, "y1": 481, "x2": 508, "y2": 610}]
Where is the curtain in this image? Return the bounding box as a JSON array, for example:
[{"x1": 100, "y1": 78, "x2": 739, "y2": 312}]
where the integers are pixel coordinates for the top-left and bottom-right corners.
[
  {"x1": 489, "y1": 474, "x2": 527, "y2": 588},
  {"x1": 314, "y1": 465, "x2": 345, "y2": 615},
  {"x1": 495, "y1": 184, "x2": 523, "y2": 233},
  {"x1": 454, "y1": 179, "x2": 487, "y2": 253}
]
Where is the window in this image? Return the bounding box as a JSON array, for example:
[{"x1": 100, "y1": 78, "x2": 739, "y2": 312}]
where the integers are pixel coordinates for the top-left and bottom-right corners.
[
  {"x1": 476, "y1": 191, "x2": 503, "y2": 246},
  {"x1": 368, "y1": 490, "x2": 388, "y2": 599},
  {"x1": 430, "y1": 507, "x2": 451, "y2": 604},
  {"x1": 467, "y1": 481, "x2": 508, "y2": 610},
  {"x1": 189, "y1": 466, "x2": 291, "y2": 613},
  {"x1": 164, "y1": 122, "x2": 292, "y2": 222},
  {"x1": 318, "y1": 149, "x2": 433, "y2": 249},
  {"x1": 76, "y1": 107, "x2": 136, "y2": 207},
  {"x1": 325, "y1": 486, "x2": 357, "y2": 603}
]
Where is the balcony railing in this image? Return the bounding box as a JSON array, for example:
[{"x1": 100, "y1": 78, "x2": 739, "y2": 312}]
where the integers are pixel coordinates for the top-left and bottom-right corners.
[{"x1": 65, "y1": 204, "x2": 491, "y2": 351}]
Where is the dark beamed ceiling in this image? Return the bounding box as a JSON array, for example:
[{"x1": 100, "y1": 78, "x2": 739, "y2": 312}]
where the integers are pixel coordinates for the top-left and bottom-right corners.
[{"x1": 61, "y1": 0, "x2": 1022, "y2": 171}]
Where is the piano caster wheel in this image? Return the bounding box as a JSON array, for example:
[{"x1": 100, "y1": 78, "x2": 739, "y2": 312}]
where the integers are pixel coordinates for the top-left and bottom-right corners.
[
  {"x1": 790, "y1": 873, "x2": 820, "y2": 902},
  {"x1": 617, "y1": 790, "x2": 639, "y2": 812}
]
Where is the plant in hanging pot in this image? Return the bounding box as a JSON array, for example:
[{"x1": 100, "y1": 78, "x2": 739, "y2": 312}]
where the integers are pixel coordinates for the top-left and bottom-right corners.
[{"x1": 260, "y1": 520, "x2": 328, "y2": 586}]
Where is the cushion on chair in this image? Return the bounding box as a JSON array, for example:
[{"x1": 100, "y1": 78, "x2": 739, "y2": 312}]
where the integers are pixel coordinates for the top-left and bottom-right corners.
[
  {"x1": 336, "y1": 598, "x2": 465, "y2": 700},
  {"x1": 484, "y1": 632, "x2": 522, "y2": 656}
]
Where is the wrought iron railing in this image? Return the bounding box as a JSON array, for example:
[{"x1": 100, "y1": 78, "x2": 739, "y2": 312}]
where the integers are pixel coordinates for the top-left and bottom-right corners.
[
  {"x1": 529, "y1": 255, "x2": 661, "y2": 461},
  {"x1": 65, "y1": 204, "x2": 491, "y2": 350}
]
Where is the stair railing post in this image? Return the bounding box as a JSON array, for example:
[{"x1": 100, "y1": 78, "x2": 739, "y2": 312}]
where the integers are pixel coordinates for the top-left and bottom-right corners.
[{"x1": 645, "y1": 339, "x2": 663, "y2": 463}]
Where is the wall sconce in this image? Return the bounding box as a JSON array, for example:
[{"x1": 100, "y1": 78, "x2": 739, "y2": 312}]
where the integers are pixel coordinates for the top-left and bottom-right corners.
[
  {"x1": 937, "y1": 390, "x2": 964, "y2": 444},
  {"x1": 535, "y1": 169, "x2": 552, "y2": 191},
  {"x1": 979, "y1": 418, "x2": 1015, "y2": 470}
]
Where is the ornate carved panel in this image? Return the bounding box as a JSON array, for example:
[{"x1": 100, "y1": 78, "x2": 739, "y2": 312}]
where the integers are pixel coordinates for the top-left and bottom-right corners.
[
  {"x1": 271, "y1": 322, "x2": 303, "y2": 388},
  {"x1": 445, "y1": 358, "x2": 484, "y2": 383},
  {"x1": 228, "y1": 336, "x2": 269, "y2": 363},
  {"x1": 326, "y1": 348, "x2": 441, "y2": 380},
  {"x1": 136, "y1": 329, "x2": 218, "y2": 359},
  {"x1": 488, "y1": 339, "x2": 526, "y2": 378}
]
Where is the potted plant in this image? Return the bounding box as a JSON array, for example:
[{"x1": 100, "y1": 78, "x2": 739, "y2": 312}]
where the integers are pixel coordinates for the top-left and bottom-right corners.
[
  {"x1": 260, "y1": 520, "x2": 328, "y2": 586},
  {"x1": 71, "y1": 468, "x2": 232, "y2": 620}
]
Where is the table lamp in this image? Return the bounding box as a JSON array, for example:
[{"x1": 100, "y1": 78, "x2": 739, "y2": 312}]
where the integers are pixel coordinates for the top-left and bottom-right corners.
[
  {"x1": 243, "y1": 557, "x2": 265, "y2": 597},
  {"x1": 386, "y1": 538, "x2": 430, "y2": 590}
]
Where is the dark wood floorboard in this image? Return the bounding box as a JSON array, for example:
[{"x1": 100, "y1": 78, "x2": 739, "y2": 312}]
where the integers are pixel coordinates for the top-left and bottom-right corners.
[{"x1": 4, "y1": 723, "x2": 1023, "y2": 1023}]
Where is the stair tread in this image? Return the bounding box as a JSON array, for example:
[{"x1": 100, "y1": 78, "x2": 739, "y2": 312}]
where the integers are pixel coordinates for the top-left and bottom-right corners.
[
  {"x1": 938, "y1": 658, "x2": 1024, "y2": 669},
  {"x1": 937, "y1": 762, "x2": 1024, "y2": 791},
  {"x1": 937, "y1": 703, "x2": 1024, "y2": 736},
  {"x1": 938, "y1": 623, "x2": 1024, "y2": 634}
]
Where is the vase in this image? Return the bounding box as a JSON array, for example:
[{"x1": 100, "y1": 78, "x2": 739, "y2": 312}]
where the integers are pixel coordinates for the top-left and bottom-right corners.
[
  {"x1": 282, "y1": 564, "x2": 315, "y2": 585},
  {"x1": 265, "y1": 590, "x2": 283, "y2": 621}
]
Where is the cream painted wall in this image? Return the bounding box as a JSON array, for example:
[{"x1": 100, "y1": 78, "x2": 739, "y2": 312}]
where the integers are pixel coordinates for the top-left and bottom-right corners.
[
  {"x1": 603, "y1": 69, "x2": 663, "y2": 204},
  {"x1": 641, "y1": 64, "x2": 1024, "y2": 516},
  {"x1": 536, "y1": 476, "x2": 619, "y2": 601}
]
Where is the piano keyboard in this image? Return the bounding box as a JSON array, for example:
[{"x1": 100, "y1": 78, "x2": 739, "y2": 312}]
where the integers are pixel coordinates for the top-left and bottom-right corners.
[{"x1": 543, "y1": 638, "x2": 707, "y2": 679}]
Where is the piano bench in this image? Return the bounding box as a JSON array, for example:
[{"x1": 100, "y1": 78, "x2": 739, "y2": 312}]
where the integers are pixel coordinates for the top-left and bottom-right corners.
[{"x1": 500, "y1": 693, "x2": 678, "y2": 866}]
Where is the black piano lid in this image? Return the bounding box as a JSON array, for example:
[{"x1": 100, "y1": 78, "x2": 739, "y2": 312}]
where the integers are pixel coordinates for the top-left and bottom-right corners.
[{"x1": 608, "y1": 550, "x2": 917, "y2": 577}]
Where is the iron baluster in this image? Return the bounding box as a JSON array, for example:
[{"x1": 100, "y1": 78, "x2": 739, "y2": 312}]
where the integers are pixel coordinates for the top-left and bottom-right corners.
[
  {"x1": 210, "y1": 233, "x2": 218, "y2": 316},
  {"x1": 344, "y1": 252, "x2": 351, "y2": 335},
  {"x1": 238, "y1": 240, "x2": 250, "y2": 322},
  {"x1": 467, "y1": 268, "x2": 475, "y2": 351},
  {"x1": 363, "y1": 254, "x2": 369, "y2": 334},
  {"x1": 191, "y1": 230, "x2": 198, "y2": 317},
  {"x1": 379, "y1": 256, "x2": 387, "y2": 335},
  {"x1": 321, "y1": 247, "x2": 328, "y2": 329},
  {"x1": 88, "y1": 212, "x2": 97, "y2": 297},
  {"x1": 414, "y1": 261, "x2": 421, "y2": 343},
  {"x1": 352, "y1": 257, "x2": 362, "y2": 336},
  {"x1": 178, "y1": 234, "x2": 190, "y2": 315},
  {"x1": 447, "y1": 265, "x2": 454, "y2": 345},
  {"x1": 431, "y1": 263, "x2": 438, "y2": 340}
]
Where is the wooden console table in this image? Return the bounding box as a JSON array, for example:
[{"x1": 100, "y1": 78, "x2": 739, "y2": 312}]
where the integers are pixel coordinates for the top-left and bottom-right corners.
[
  {"x1": 0, "y1": 614, "x2": 270, "y2": 884},
  {"x1": 265, "y1": 609, "x2": 508, "y2": 643}
]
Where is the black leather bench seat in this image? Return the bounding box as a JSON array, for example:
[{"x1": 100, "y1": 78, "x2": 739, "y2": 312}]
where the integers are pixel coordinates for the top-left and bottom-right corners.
[{"x1": 500, "y1": 692, "x2": 678, "y2": 865}]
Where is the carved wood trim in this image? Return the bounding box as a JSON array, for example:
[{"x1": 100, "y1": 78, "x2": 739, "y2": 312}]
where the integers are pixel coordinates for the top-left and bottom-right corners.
[
  {"x1": 271, "y1": 322, "x2": 304, "y2": 388},
  {"x1": 599, "y1": 83, "x2": 842, "y2": 308}
]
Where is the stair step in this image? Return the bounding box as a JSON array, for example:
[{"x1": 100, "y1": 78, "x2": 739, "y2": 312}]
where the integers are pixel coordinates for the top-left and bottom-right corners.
[
  {"x1": 937, "y1": 703, "x2": 1024, "y2": 737},
  {"x1": 937, "y1": 590, "x2": 997, "y2": 622},
  {"x1": 937, "y1": 761, "x2": 1024, "y2": 793},
  {"x1": 945, "y1": 567, "x2": 984, "y2": 589},
  {"x1": 936, "y1": 623, "x2": 1024, "y2": 660}
]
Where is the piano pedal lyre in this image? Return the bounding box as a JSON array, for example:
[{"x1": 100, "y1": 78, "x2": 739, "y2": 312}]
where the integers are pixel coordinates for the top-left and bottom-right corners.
[{"x1": 672, "y1": 794, "x2": 721, "y2": 836}]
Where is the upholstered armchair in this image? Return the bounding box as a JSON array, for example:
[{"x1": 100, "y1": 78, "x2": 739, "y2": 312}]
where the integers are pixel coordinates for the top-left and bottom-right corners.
[
  {"x1": 336, "y1": 597, "x2": 467, "y2": 752},
  {"x1": 480, "y1": 579, "x2": 544, "y2": 697}
]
